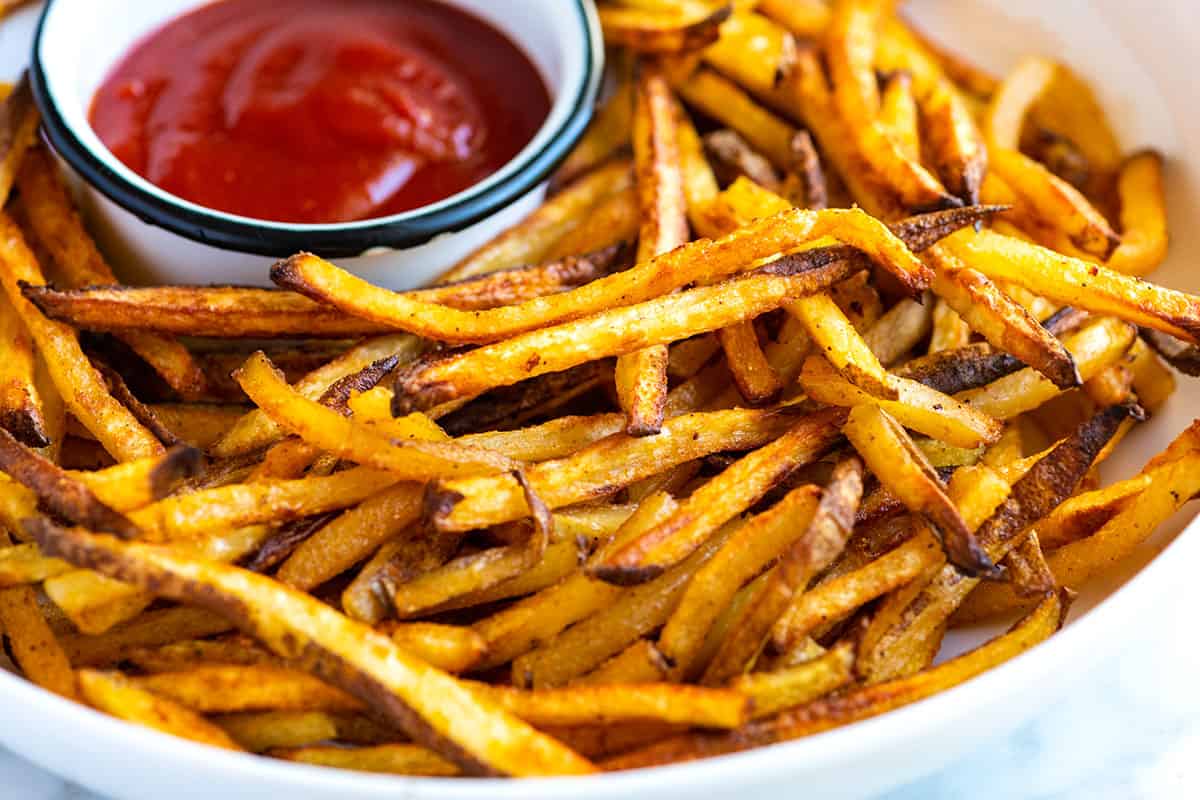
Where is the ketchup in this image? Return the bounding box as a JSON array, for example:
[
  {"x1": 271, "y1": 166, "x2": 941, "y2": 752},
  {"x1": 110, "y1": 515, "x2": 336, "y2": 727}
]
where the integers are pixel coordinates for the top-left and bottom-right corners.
[{"x1": 89, "y1": 0, "x2": 551, "y2": 224}]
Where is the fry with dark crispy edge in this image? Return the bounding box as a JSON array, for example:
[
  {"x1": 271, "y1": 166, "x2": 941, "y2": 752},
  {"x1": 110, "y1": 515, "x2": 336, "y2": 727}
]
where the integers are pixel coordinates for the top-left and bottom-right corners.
[
  {"x1": 595, "y1": 407, "x2": 845, "y2": 583},
  {"x1": 844, "y1": 404, "x2": 994, "y2": 574},
  {"x1": 0, "y1": 213, "x2": 163, "y2": 461},
  {"x1": 28, "y1": 519, "x2": 596, "y2": 776},
  {"x1": 212, "y1": 334, "x2": 423, "y2": 458},
  {"x1": 21, "y1": 284, "x2": 393, "y2": 339},
  {"x1": 0, "y1": 426, "x2": 141, "y2": 537},
  {"x1": 856, "y1": 405, "x2": 1135, "y2": 682},
  {"x1": 599, "y1": 2, "x2": 732, "y2": 54},
  {"x1": 826, "y1": 0, "x2": 958, "y2": 210},
  {"x1": 616, "y1": 62, "x2": 690, "y2": 435},
  {"x1": 657, "y1": 484, "x2": 822, "y2": 677},
  {"x1": 0, "y1": 531, "x2": 76, "y2": 699},
  {"x1": 944, "y1": 229, "x2": 1200, "y2": 343},
  {"x1": 78, "y1": 669, "x2": 243, "y2": 750},
  {"x1": 0, "y1": 288, "x2": 46, "y2": 446},
  {"x1": 703, "y1": 129, "x2": 782, "y2": 191},
  {"x1": 440, "y1": 159, "x2": 634, "y2": 282},
  {"x1": 919, "y1": 79, "x2": 987, "y2": 205},
  {"x1": 17, "y1": 146, "x2": 208, "y2": 399},
  {"x1": 702, "y1": 455, "x2": 864, "y2": 683},
  {"x1": 605, "y1": 591, "x2": 1067, "y2": 770}
]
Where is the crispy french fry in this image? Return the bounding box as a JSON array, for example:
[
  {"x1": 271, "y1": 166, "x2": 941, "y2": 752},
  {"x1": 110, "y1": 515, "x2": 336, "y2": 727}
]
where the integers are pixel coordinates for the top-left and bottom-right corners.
[
  {"x1": 1108, "y1": 151, "x2": 1168, "y2": 277},
  {"x1": 0, "y1": 288, "x2": 46, "y2": 447},
  {"x1": 595, "y1": 407, "x2": 845, "y2": 582},
  {"x1": 429, "y1": 407, "x2": 797, "y2": 532},
  {"x1": 441, "y1": 159, "x2": 635, "y2": 282},
  {"x1": 599, "y1": 2, "x2": 732, "y2": 54},
  {"x1": 273, "y1": 744, "x2": 458, "y2": 776},
  {"x1": 30, "y1": 520, "x2": 596, "y2": 776},
  {"x1": 878, "y1": 71, "x2": 920, "y2": 162},
  {"x1": 0, "y1": 213, "x2": 163, "y2": 461},
  {"x1": 606, "y1": 591, "x2": 1067, "y2": 770},
  {"x1": 0, "y1": 533, "x2": 75, "y2": 699},
  {"x1": 134, "y1": 664, "x2": 362, "y2": 713},
  {"x1": 733, "y1": 642, "x2": 855, "y2": 719},
  {"x1": 573, "y1": 640, "x2": 669, "y2": 686},
  {"x1": 0, "y1": 76, "x2": 38, "y2": 206},
  {"x1": 78, "y1": 669, "x2": 242, "y2": 750},
  {"x1": 216, "y1": 710, "x2": 340, "y2": 752},
  {"x1": 801, "y1": 355, "x2": 1002, "y2": 448}
]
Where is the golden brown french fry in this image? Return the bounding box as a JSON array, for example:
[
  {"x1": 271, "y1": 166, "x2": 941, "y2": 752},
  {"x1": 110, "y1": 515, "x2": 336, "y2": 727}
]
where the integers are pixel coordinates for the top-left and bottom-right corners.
[
  {"x1": 879, "y1": 71, "x2": 920, "y2": 162},
  {"x1": 0, "y1": 213, "x2": 163, "y2": 461},
  {"x1": 555, "y1": 77, "x2": 634, "y2": 189},
  {"x1": 919, "y1": 80, "x2": 987, "y2": 206},
  {"x1": 863, "y1": 296, "x2": 934, "y2": 366},
  {"x1": 599, "y1": 2, "x2": 732, "y2": 54},
  {"x1": 430, "y1": 407, "x2": 796, "y2": 532},
  {"x1": 658, "y1": 484, "x2": 822, "y2": 677},
  {"x1": 702, "y1": 10, "x2": 792, "y2": 98},
  {"x1": 985, "y1": 56, "x2": 1056, "y2": 151},
  {"x1": 77, "y1": 669, "x2": 241, "y2": 750},
  {"x1": 801, "y1": 355, "x2": 1003, "y2": 448},
  {"x1": 1108, "y1": 151, "x2": 1168, "y2": 277},
  {"x1": 0, "y1": 533, "x2": 75, "y2": 699},
  {"x1": 0, "y1": 541, "x2": 69, "y2": 587},
  {"x1": 133, "y1": 664, "x2": 362, "y2": 713},
  {"x1": 617, "y1": 63, "x2": 690, "y2": 435},
  {"x1": 1126, "y1": 336, "x2": 1177, "y2": 414},
  {"x1": 929, "y1": 297, "x2": 970, "y2": 353},
  {"x1": 376, "y1": 622, "x2": 486, "y2": 674},
  {"x1": 733, "y1": 642, "x2": 855, "y2": 719},
  {"x1": 957, "y1": 317, "x2": 1136, "y2": 420},
  {"x1": 216, "y1": 710, "x2": 340, "y2": 752},
  {"x1": 573, "y1": 639, "x2": 669, "y2": 686},
  {"x1": 273, "y1": 743, "x2": 458, "y2": 776},
  {"x1": 30, "y1": 520, "x2": 597, "y2": 776},
  {"x1": 595, "y1": 407, "x2": 845, "y2": 582},
  {"x1": 606, "y1": 591, "x2": 1067, "y2": 770},
  {"x1": 234, "y1": 352, "x2": 515, "y2": 479},
  {"x1": 0, "y1": 76, "x2": 38, "y2": 207},
  {"x1": 826, "y1": 0, "x2": 956, "y2": 210},
  {"x1": 124, "y1": 637, "x2": 276, "y2": 673},
  {"x1": 441, "y1": 159, "x2": 635, "y2": 282},
  {"x1": 845, "y1": 404, "x2": 994, "y2": 574},
  {"x1": 0, "y1": 288, "x2": 46, "y2": 447},
  {"x1": 701, "y1": 455, "x2": 865, "y2": 683},
  {"x1": 677, "y1": 68, "x2": 798, "y2": 169},
  {"x1": 17, "y1": 147, "x2": 208, "y2": 399}
]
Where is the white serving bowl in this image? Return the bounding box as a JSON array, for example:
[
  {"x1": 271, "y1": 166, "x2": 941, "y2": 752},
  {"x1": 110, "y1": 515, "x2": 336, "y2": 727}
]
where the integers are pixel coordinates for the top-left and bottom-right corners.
[
  {"x1": 3, "y1": 0, "x2": 1199, "y2": 798},
  {"x1": 29, "y1": 0, "x2": 603, "y2": 289}
]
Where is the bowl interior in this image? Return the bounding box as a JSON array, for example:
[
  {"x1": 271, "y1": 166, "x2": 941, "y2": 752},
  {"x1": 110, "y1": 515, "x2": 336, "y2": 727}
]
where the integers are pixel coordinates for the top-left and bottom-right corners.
[{"x1": 35, "y1": 0, "x2": 594, "y2": 230}]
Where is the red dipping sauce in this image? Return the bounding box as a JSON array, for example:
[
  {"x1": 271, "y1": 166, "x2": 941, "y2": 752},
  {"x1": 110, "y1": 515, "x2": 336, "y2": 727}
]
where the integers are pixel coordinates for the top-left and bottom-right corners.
[{"x1": 89, "y1": 0, "x2": 551, "y2": 224}]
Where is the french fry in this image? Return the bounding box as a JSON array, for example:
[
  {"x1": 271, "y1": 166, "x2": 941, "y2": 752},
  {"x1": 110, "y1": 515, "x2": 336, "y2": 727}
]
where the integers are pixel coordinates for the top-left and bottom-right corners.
[
  {"x1": 554, "y1": 76, "x2": 634, "y2": 189},
  {"x1": 437, "y1": 362, "x2": 613, "y2": 436},
  {"x1": 756, "y1": 0, "x2": 830, "y2": 39},
  {"x1": 703, "y1": 129, "x2": 782, "y2": 191},
  {"x1": 0, "y1": 541, "x2": 69, "y2": 587},
  {"x1": 273, "y1": 743, "x2": 458, "y2": 776},
  {"x1": 0, "y1": 213, "x2": 163, "y2": 461},
  {"x1": 377, "y1": 622, "x2": 486, "y2": 674},
  {"x1": 702, "y1": 455, "x2": 864, "y2": 683},
  {"x1": 134, "y1": 664, "x2": 363, "y2": 714},
  {"x1": 440, "y1": 159, "x2": 635, "y2": 282},
  {"x1": 0, "y1": 426, "x2": 140, "y2": 537},
  {"x1": 606, "y1": 591, "x2": 1067, "y2": 770},
  {"x1": 594, "y1": 407, "x2": 845, "y2": 582},
  {"x1": 0, "y1": 288, "x2": 46, "y2": 447},
  {"x1": 17, "y1": 147, "x2": 208, "y2": 399},
  {"x1": 59, "y1": 606, "x2": 233, "y2": 668},
  {"x1": 958, "y1": 317, "x2": 1136, "y2": 420},
  {"x1": 677, "y1": 68, "x2": 799, "y2": 170},
  {"x1": 863, "y1": 296, "x2": 933, "y2": 366},
  {"x1": 844, "y1": 404, "x2": 993, "y2": 574},
  {"x1": 733, "y1": 642, "x2": 855, "y2": 719},
  {"x1": 234, "y1": 352, "x2": 515, "y2": 479},
  {"x1": 918, "y1": 80, "x2": 986, "y2": 206},
  {"x1": 801, "y1": 355, "x2": 1002, "y2": 448},
  {"x1": 878, "y1": 71, "x2": 920, "y2": 162},
  {"x1": 1108, "y1": 151, "x2": 1169, "y2": 276},
  {"x1": 616, "y1": 63, "x2": 690, "y2": 435},
  {"x1": 0, "y1": 532, "x2": 75, "y2": 699},
  {"x1": 216, "y1": 710, "x2": 340, "y2": 752},
  {"x1": 78, "y1": 669, "x2": 242, "y2": 750},
  {"x1": 702, "y1": 10, "x2": 792, "y2": 98},
  {"x1": 30, "y1": 520, "x2": 597, "y2": 776},
  {"x1": 0, "y1": 76, "x2": 38, "y2": 206},
  {"x1": 657, "y1": 484, "x2": 822, "y2": 677},
  {"x1": 573, "y1": 639, "x2": 669, "y2": 686},
  {"x1": 599, "y1": 2, "x2": 732, "y2": 54},
  {"x1": 125, "y1": 637, "x2": 276, "y2": 673},
  {"x1": 825, "y1": 0, "x2": 957, "y2": 210},
  {"x1": 429, "y1": 407, "x2": 797, "y2": 532},
  {"x1": 984, "y1": 56, "x2": 1056, "y2": 151},
  {"x1": 856, "y1": 405, "x2": 1133, "y2": 682}
]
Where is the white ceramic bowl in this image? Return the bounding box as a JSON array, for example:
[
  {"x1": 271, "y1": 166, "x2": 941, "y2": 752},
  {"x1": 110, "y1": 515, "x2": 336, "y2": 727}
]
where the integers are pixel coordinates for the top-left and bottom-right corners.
[
  {"x1": 3, "y1": 1, "x2": 1199, "y2": 798},
  {"x1": 29, "y1": 0, "x2": 603, "y2": 289}
]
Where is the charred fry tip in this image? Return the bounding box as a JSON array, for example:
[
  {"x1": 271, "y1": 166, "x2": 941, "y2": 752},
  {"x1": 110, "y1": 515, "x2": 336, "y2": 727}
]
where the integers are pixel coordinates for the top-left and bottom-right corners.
[
  {"x1": 0, "y1": 410, "x2": 51, "y2": 449},
  {"x1": 422, "y1": 484, "x2": 465, "y2": 529},
  {"x1": 586, "y1": 562, "x2": 666, "y2": 586},
  {"x1": 148, "y1": 444, "x2": 206, "y2": 496}
]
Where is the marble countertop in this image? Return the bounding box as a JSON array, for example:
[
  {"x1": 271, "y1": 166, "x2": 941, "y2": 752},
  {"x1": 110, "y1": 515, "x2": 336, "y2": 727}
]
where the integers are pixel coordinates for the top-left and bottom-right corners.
[{"x1": 5, "y1": 595, "x2": 1197, "y2": 800}]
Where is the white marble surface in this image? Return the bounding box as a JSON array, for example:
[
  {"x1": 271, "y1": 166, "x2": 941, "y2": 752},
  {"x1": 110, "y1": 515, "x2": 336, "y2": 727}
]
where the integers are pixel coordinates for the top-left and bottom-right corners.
[{"x1": 4, "y1": 594, "x2": 1197, "y2": 800}]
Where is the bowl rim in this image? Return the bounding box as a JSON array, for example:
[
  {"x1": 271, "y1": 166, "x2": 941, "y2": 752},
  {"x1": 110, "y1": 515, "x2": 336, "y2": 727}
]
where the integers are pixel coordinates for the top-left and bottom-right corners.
[{"x1": 28, "y1": 0, "x2": 604, "y2": 259}]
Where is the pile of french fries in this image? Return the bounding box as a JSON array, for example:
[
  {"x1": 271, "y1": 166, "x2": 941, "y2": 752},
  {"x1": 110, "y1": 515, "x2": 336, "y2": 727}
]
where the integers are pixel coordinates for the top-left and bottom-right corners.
[{"x1": 1, "y1": 0, "x2": 1198, "y2": 779}]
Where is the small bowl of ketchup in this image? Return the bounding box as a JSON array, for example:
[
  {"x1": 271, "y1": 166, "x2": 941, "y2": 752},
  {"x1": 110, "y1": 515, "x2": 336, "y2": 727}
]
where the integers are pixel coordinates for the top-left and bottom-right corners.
[{"x1": 29, "y1": 0, "x2": 602, "y2": 289}]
